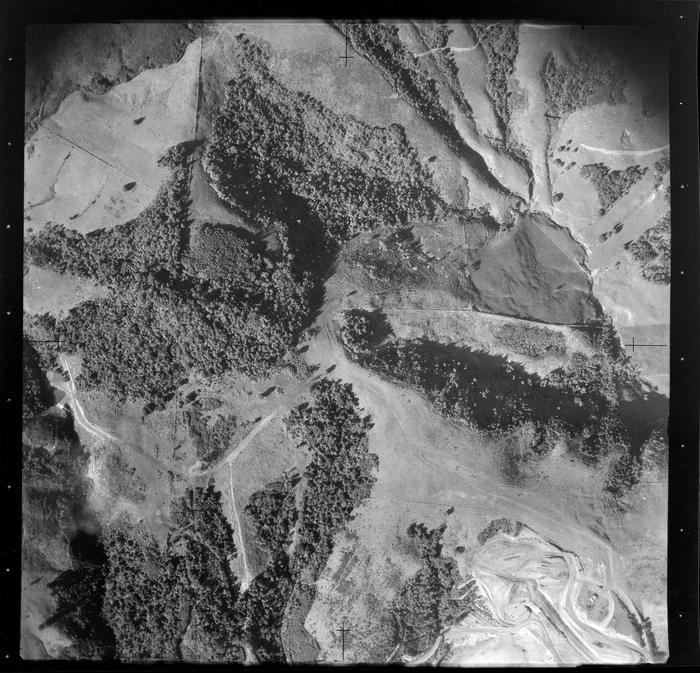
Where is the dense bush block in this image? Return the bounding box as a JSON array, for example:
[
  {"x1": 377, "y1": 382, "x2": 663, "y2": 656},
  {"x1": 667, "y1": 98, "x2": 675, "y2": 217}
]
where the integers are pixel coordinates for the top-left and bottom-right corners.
[
  {"x1": 103, "y1": 482, "x2": 242, "y2": 661},
  {"x1": 285, "y1": 379, "x2": 378, "y2": 576},
  {"x1": 26, "y1": 155, "x2": 311, "y2": 406},
  {"x1": 245, "y1": 476, "x2": 298, "y2": 553},
  {"x1": 470, "y1": 24, "x2": 519, "y2": 132},
  {"x1": 22, "y1": 337, "x2": 53, "y2": 421},
  {"x1": 581, "y1": 163, "x2": 647, "y2": 215},
  {"x1": 542, "y1": 42, "x2": 625, "y2": 116},
  {"x1": 338, "y1": 309, "x2": 639, "y2": 464},
  {"x1": 237, "y1": 554, "x2": 293, "y2": 662},
  {"x1": 392, "y1": 524, "x2": 474, "y2": 656},
  {"x1": 204, "y1": 35, "x2": 443, "y2": 247},
  {"x1": 625, "y1": 214, "x2": 670, "y2": 284},
  {"x1": 492, "y1": 322, "x2": 567, "y2": 359},
  {"x1": 238, "y1": 379, "x2": 377, "y2": 661}
]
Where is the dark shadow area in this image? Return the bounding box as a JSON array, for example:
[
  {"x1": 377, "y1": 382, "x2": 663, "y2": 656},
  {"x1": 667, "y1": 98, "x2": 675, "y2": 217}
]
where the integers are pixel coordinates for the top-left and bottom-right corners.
[
  {"x1": 619, "y1": 389, "x2": 669, "y2": 452},
  {"x1": 23, "y1": 409, "x2": 116, "y2": 658},
  {"x1": 22, "y1": 337, "x2": 55, "y2": 420},
  {"x1": 69, "y1": 529, "x2": 106, "y2": 568},
  {"x1": 341, "y1": 310, "x2": 630, "y2": 448}
]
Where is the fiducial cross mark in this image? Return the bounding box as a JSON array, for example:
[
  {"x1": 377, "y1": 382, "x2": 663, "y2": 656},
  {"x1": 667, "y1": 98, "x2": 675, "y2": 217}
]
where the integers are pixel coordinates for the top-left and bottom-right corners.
[
  {"x1": 339, "y1": 26, "x2": 354, "y2": 66},
  {"x1": 27, "y1": 336, "x2": 64, "y2": 349},
  {"x1": 624, "y1": 336, "x2": 667, "y2": 352},
  {"x1": 336, "y1": 620, "x2": 351, "y2": 660}
]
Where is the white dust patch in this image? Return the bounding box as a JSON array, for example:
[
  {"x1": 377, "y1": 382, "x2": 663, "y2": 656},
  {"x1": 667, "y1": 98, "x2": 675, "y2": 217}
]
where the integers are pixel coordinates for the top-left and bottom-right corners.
[{"x1": 444, "y1": 527, "x2": 655, "y2": 665}]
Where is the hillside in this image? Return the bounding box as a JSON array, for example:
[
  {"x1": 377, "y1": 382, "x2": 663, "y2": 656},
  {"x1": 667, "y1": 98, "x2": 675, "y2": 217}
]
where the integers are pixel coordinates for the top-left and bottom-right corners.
[{"x1": 22, "y1": 20, "x2": 669, "y2": 665}]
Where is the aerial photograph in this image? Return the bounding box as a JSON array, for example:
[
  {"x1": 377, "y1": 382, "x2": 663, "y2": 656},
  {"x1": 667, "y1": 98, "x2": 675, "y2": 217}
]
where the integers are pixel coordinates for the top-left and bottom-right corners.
[{"x1": 21, "y1": 20, "x2": 670, "y2": 665}]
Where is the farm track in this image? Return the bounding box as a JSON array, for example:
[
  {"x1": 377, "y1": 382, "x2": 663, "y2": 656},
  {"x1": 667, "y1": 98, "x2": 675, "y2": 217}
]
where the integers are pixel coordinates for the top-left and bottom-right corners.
[
  {"x1": 56, "y1": 355, "x2": 186, "y2": 478},
  {"x1": 303, "y1": 300, "x2": 655, "y2": 664},
  {"x1": 578, "y1": 143, "x2": 670, "y2": 157},
  {"x1": 443, "y1": 531, "x2": 652, "y2": 664},
  {"x1": 228, "y1": 463, "x2": 251, "y2": 590},
  {"x1": 201, "y1": 372, "x2": 322, "y2": 478}
]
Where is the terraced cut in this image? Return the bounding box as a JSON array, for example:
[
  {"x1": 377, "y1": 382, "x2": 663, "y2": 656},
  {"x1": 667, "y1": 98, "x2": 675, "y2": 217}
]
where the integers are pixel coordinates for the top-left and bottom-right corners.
[{"x1": 22, "y1": 20, "x2": 670, "y2": 666}]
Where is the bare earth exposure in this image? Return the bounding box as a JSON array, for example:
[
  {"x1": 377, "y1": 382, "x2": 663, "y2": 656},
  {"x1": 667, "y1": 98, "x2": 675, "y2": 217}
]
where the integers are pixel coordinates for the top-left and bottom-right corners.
[{"x1": 22, "y1": 21, "x2": 669, "y2": 665}]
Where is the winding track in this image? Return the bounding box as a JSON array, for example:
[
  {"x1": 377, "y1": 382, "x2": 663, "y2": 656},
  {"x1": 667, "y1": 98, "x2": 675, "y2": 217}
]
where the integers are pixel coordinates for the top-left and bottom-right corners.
[
  {"x1": 57, "y1": 355, "x2": 187, "y2": 478},
  {"x1": 448, "y1": 532, "x2": 652, "y2": 664},
  {"x1": 305, "y1": 301, "x2": 653, "y2": 665}
]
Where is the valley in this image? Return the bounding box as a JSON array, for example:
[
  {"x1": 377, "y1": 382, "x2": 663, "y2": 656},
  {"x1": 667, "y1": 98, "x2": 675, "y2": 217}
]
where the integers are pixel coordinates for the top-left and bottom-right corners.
[{"x1": 21, "y1": 20, "x2": 669, "y2": 665}]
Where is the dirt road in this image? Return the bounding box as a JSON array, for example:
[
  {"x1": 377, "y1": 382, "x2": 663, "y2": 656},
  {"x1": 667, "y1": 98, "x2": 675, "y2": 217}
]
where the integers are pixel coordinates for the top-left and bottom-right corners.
[
  {"x1": 228, "y1": 462, "x2": 251, "y2": 590},
  {"x1": 305, "y1": 302, "x2": 605, "y2": 549},
  {"x1": 56, "y1": 355, "x2": 187, "y2": 478},
  {"x1": 444, "y1": 529, "x2": 651, "y2": 664},
  {"x1": 578, "y1": 143, "x2": 669, "y2": 157},
  {"x1": 303, "y1": 298, "x2": 649, "y2": 664}
]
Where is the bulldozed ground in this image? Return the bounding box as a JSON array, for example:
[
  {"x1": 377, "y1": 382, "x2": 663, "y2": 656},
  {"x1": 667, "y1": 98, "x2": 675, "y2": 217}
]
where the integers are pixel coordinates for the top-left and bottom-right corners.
[{"x1": 22, "y1": 21, "x2": 669, "y2": 665}]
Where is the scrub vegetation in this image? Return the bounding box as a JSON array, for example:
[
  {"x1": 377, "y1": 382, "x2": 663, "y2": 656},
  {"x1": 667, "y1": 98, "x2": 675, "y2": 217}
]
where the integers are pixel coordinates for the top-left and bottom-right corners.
[
  {"x1": 23, "y1": 411, "x2": 116, "y2": 660},
  {"x1": 339, "y1": 23, "x2": 458, "y2": 140},
  {"x1": 338, "y1": 309, "x2": 641, "y2": 465},
  {"x1": 580, "y1": 163, "x2": 647, "y2": 215},
  {"x1": 102, "y1": 483, "x2": 243, "y2": 661},
  {"x1": 414, "y1": 22, "x2": 474, "y2": 119},
  {"x1": 203, "y1": 34, "x2": 445, "y2": 250},
  {"x1": 470, "y1": 24, "x2": 519, "y2": 132},
  {"x1": 625, "y1": 214, "x2": 671, "y2": 284},
  {"x1": 285, "y1": 379, "x2": 379, "y2": 576},
  {"x1": 492, "y1": 322, "x2": 567, "y2": 358},
  {"x1": 184, "y1": 400, "x2": 245, "y2": 464},
  {"x1": 542, "y1": 42, "x2": 625, "y2": 116},
  {"x1": 25, "y1": 148, "x2": 311, "y2": 407},
  {"x1": 392, "y1": 523, "x2": 474, "y2": 656},
  {"x1": 605, "y1": 429, "x2": 668, "y2": 509},
  {"x1": 23, "y1": 337, "x2": 54, "y2": 421}
]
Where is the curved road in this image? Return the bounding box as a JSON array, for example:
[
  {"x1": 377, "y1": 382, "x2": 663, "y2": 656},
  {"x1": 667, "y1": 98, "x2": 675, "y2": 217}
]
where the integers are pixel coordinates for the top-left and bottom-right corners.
[
  {"x1": 55, "y1": 296, "x2": 653, "y2": 666},
  {"x1": 304, "y1": 300, "x2": 652, "y2": 665},
  {"x1": 442, "y1": 531, "x2": 651, "y2": 665}
]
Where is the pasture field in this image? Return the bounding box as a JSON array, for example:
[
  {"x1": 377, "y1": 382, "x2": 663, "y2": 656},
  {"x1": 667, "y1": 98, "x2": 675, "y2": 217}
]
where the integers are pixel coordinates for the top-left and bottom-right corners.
[{"x1": 22, "y1": 21, "x2": 669, "y2": 665}]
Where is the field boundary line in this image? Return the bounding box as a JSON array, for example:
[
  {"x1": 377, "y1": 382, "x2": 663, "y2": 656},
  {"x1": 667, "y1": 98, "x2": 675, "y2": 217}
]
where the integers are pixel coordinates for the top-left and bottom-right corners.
[
  {"x1": 49, "y1": 128, "x2": 157, "y2": 193},
  {"x1": 192, "y1": 29, "x2": 204, "y2": 140}
]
